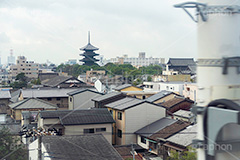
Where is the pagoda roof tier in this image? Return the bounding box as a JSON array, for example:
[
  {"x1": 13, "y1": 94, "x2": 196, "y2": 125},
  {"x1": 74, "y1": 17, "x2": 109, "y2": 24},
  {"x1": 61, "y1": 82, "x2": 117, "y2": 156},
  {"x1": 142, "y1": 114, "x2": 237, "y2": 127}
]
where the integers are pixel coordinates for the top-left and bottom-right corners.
[
  {"x1": 80, "y1": 43, "x2": 99, "y2": 51},
  {"x1": 80, "y1": 58, "x2": 99, "y2": 62},
  {"x1": 80, "y1": 52, "x2": 99, "y2": 56}
]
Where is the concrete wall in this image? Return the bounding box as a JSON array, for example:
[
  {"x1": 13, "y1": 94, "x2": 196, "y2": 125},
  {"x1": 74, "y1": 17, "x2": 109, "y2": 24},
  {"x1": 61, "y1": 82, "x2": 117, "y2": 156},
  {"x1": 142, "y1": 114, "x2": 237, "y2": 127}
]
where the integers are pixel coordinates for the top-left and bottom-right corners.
[
  {"x1": 69, "y1": 91, "x2": 102, "y2": 110},
  {"x1": 137, "y1": 135, "x2": 149, "y2": 149},
  {"x1": 124, "y1": 103, "x2": 166, "y2": 145},
  {"x1": 64, "y1": 123, "x2": 112, "y2": 144},
  {"x1": 29, "y1": 139, "x2": 50, "y2": 160},
  {"x1": 183, "y1": 83, "x2": 198, "y2": 102}
]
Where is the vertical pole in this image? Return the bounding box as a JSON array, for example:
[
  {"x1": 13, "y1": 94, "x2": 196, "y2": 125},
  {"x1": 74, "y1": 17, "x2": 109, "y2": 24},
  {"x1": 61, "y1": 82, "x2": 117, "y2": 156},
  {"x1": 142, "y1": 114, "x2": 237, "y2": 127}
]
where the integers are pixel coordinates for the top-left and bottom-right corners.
[
  {"x1": 131, "y1": 143, "x2": 135, "y2": 160},
  {"x1": 38, "y1": 136, "x2": 42, "y2": 160}
]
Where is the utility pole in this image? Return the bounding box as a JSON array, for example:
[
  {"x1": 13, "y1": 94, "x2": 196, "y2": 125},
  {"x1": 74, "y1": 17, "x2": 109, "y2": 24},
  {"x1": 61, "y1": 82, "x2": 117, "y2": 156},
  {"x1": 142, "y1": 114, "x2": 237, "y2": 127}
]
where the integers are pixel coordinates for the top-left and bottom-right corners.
[
  {"x1": 131, "y1": 143, "x2": 135, "y2": 160},
  {"x1": 38, "y1": 136, "x2": 42, "y2": 160}
]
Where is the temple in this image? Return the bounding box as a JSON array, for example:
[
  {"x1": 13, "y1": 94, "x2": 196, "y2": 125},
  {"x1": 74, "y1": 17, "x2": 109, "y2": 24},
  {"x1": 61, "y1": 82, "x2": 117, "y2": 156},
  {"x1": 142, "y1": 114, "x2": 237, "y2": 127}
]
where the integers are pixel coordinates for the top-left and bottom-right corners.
[{"x1": 79, "y1": 32, "x2": 99, "y2": 66}]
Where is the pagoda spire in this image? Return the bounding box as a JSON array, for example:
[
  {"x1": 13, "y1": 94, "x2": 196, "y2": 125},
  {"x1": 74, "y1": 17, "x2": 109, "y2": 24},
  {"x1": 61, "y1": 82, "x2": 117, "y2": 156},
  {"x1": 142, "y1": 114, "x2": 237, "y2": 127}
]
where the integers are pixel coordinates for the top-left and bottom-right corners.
[{"x1": 88, "y1": 31, "x2": 90, "y2": 44}]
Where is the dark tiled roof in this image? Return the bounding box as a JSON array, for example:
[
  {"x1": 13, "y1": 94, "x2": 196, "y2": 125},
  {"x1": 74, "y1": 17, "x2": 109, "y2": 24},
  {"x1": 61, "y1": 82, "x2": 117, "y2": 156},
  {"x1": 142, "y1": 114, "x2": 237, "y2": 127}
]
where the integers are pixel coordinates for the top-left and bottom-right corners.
[
  {"x1": 150, "y1": 120, "x2": 190, "y2": 140},
  {"x1": 114, "y1": 144, "x2": 143, "y2": 160},
  {"x1": 40, "y1": 109, "x2": 115, "y2": 125},
  {"x1": 167, "y1": 58, "x2": 195, "y2": 67},
  {"x1": 160, "y1": 97, "x2": 193, "y2": 109},
  {"x1": 42, "y1": 134, "x2": 122, "y2": 160},
  {"x1": 105, "y1": 97, "x2": 145, "y2": 111},
  {"x1": 114, "y1": 84, "x2": 133, "y2": 91},
  {"x1": 92, "y1": 92, "x2": 123, "y2": 102},
  {"x1": 9, "y1": 98, "x2": 57, "y2": 110},
  {"x1": 67, "y1": 88, "x2": 101, "y2": 96},
  {"x1": 80, "y1": 43, "x2": 99, "y2": 51},
  {"x1": 135, "y1": 117, "x2": 177, "y2": 137},
  {"x1": 42, "y1": 76, "x2": 85, "y2": 87},
  {"x1": 145, "y1": 90, "x2": 175, "y2": 103}
]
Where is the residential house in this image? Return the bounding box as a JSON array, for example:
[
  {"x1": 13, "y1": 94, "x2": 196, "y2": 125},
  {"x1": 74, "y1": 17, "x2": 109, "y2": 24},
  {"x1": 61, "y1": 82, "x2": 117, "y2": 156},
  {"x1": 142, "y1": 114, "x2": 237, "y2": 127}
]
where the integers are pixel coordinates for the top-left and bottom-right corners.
[
  {"x1": 145, "y1": 90, "x2": 181, "y2": 104},
  {"x1": 9, "y1": 98, "x2": 57, "y2": 121},
  {"x1": 92, "y1": 92, "x2": 126, "y2": 108},
  {"x1": 17, "y1": 88, "x2": 79, "y2": 109},
  {"x1": 67, "y1": 88, "x2": 103, "y2": 110},
  {"x1": 135, "y1": 117, "x2": 190, "y2": 158},
  {"x1": 41, "y1": 75, "x2": 90, "y2": 88},
  {"x1": 160, "y1": 97, "x2": 194, "y2": 115},
  {"x1": 86, "y1": 70, "x2": 106, "y2": 83},
  {"x1": 38, "y1": 108, "x2": 115, "y2": 143},
  {"x1": 172, "y1": 110, "x2": 195, "y2": 124},
  {"x1": 121, "y1": 91, "x2": 156, "y2": 100},
  {"x1": 105, "y1": 97, "x2": 166, "y2": 145},
  {"x1": 114, "y1": 84, "x2": 143, "y2": 92},
  {"x1": 182, "y1": 83, "x2": 198, "y2": 102},
  {"x1": 143, "y1": 81, "x2": 187, "y2": 95},
  {"x1": 164, "y1": 124, "x2": 197, "y2": 155},
  {"x1": 0, "y1": 90, "x2": 11, "y2": 114},
  {"x1": 29, "y1": 134, "x2": 123, "y2": 160}
]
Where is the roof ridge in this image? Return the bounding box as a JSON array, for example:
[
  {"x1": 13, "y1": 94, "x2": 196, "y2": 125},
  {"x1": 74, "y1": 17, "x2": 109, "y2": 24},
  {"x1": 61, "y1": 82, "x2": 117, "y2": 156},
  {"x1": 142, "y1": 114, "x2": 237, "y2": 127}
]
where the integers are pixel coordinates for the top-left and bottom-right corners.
[{"x1": 11, "y1": 98, "x2": 30, "y2": 109}]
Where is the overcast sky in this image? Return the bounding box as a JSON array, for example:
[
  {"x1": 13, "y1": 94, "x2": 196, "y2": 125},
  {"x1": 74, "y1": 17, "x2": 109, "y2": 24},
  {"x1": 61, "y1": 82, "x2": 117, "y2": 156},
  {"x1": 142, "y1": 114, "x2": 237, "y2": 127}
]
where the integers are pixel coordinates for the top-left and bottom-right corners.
[{"x1": 0, "y1": 0, "x2": 197, "y2": 65}]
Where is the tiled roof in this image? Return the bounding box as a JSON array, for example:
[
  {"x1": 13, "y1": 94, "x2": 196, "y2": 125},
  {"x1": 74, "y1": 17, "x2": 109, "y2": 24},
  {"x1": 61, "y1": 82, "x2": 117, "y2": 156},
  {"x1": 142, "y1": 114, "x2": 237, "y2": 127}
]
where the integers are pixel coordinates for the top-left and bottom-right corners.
[
  {"x1": 42, "y1": 76, "x2": 85, "y2": 87},
  {"x1": 114, "y1": 84, "x2": 133, "y2": 91},
  {"x1": 167, "y1": 58, "x2": 195, "y2": 67},
  {"x1": 150, "y1": 120, "x2": 190, "y2": 140},
  {"x1": 114, "y1": 144, "x2": 143, "y2": 160},
  {"x1": 145, "y1": 90, "x2": 175, "y2": 103},
  {"x1": 105, "y1": 97, "x2": 145, "y2": 111},
  {"x1": 160, "y1": 97, "x2": 193, "y2": 109},
  {"x1": 21, "y1": 88, "x2": 79, "y2": 98},
  {"x1": 173, "y1": 110, "x2": 194, "y2": 119},
  {"x1": 166, "y1": 124, "x2": 197, "y2": 147},
  {"x1": 92, "y1": 92, "x2": 123, "y2": 102},
  {"x1": 40, "y1": 109, "x2": 115, "y2": 125},
  {"x1": 67, "y1": 88, "x2": 101, "y2": 96},
  {"x1": 135, "y1": 117, "x2": 177, "y2": 138},
  {"x1": 9, "y1": 98, "x2": 57, "y2": 110},
  {"x1": 80, "y1": 43, "x2": 99, "y2": 51},
  {"x1": 0, "y1": 90, "x2": 11, "y2": 99},
  {"x1": 42, "y1": 134, "x2": 122, "y2": 160}
]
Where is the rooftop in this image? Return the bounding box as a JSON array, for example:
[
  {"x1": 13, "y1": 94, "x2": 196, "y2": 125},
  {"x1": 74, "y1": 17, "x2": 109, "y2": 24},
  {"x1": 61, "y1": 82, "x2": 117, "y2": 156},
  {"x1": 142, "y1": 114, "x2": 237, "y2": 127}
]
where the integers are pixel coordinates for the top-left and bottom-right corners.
[
  {"x1": 166, "y1": 124, "x2": 197, "y2": 147},
  {"x1": 173, "y1": 110, "x2": 194, "y2": 118},
  {"x1": 21, "y1": 88, "x2": 80, "y2": 98},
  {"x1": 145, "y1": 90, "x2": 176, "y2": 103},
  {"x1": 167, "y1": 58, "x2": 195, "y2": 67},
  {"x1": 105, "y1": 97, "x2": 146, "y2": 111},
  {"x1": 160, "y1": 97, "x2": 193, "y2": 109},
  {"x1": 92, "y1": 92, "x2": 124, "y2": 102},
  {"x1": 42, "y1": 134, "x2": 122, "y2": 160},
  {"x1": 40, "y1": 108, "x2": 115, "y2": 125},
  {"x1": 41, "y1": 76, "x2": 85, "y2": 88},
  {"x1": 67, "y1": 88, "x2": 101, "y2": 96},
  {"x1": 0, "y1": 90, "x2": 11, "y2": 99},
  {"x1": 114, "y1": 84, "x2": 133, "y2": 91},
  {"x1": 9, "y1": 98, "x2": 57, "y2": 110}
]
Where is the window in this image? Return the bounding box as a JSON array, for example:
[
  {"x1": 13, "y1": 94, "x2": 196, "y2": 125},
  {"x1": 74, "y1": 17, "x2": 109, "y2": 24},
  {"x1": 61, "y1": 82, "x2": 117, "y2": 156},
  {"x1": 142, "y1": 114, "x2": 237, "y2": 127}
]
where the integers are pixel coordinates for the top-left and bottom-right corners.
[
  {"x1": 109, "y1": 110, "x2": 113, "y2": 115},
  {"x1": 57, "y1": 104, "x2": 60, "y2": 107},
  {"x1": 56, "y1": 98, "x2": 61, "y2": 101},
  {"x1": 84, "y1": 128, "x2": 95, "y2": 134},
  {"x1": 47, "y1": 98, "x2": 52, "y2": 101},
  {"x1": 141, "y1": 136, "x2": 146, "y2": 144},
  {"x1": 117, "y1": 112, "x2": 122, "y2": 120},
  {"x1": 70, "y1": 97, "x2": 72, "y2": 102},
  {"x1": 117, "y1": 129, "x2": 122, "y2": 138},
  {"x1": 96, "y1": 128, "x2": 106, "y2": 132}
]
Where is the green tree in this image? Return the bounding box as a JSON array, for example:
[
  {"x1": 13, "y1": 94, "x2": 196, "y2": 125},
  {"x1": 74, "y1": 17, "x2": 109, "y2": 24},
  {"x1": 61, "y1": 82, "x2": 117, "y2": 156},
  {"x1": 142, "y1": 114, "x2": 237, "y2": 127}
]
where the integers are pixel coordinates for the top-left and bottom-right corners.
[
  {"x1": 168, "y1": 147, "x2": 197, "y2": 160},
  {"x1": 0, "y1": 127, "x2": 28, "y2": 160},
  {"x1": 31, "y1": 78, "x2": 41, "y2": 85},
  {"x1": 10, "y1": 73, "x2": 28, "y2": 89},
  {"x1": 147, "y1": 76, "x2": 152, "y2": 82}
]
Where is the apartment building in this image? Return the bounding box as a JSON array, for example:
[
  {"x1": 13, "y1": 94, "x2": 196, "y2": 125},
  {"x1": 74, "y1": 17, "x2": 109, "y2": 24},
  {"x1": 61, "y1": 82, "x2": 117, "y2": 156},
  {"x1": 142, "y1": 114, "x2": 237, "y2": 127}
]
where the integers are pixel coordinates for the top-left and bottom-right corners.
[{"x1": 9, "y1": 56, "x2": 39, "y2": 80}]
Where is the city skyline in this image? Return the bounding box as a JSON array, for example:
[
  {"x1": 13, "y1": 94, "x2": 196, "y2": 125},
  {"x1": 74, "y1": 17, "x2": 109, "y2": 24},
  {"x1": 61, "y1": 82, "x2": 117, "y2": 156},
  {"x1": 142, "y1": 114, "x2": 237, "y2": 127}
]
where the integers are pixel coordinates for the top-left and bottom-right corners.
[{"x1": 0, "y1": 0, "x2": 197, "y2": 65}]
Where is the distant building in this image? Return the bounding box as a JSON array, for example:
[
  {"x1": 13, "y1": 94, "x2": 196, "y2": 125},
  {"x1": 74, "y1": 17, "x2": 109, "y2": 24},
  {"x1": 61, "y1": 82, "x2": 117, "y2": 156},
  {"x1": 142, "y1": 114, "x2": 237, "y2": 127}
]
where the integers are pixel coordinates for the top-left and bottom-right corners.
[
  {"x1": 167, "y1": 58, "x2": 196, "y2": 75},
  {"x1": 110, "y1": 52, "x2": 165, "y2": 67},
  {"x1": 9, "y1": 56, "x2": 39, "y2": 80},
  {"x1": 7, "y1": 49, "x2": 16, "y2": 66},
  {"x1": 65, "y1": 59, "x2": 77, "y2": 65},
  {"x1": 79, "y1": 32, "x2": 99, "y2": 66}
]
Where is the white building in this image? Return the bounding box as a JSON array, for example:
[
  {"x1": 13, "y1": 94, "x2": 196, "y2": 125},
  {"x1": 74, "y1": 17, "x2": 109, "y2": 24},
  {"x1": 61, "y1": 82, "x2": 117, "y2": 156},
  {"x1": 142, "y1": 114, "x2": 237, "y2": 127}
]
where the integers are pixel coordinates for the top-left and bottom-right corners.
[
  {"x1": 143, "y1": 81, "x2": 187, "y2": 95},
  {"x1": 110, "y1": 52, "x2": 165, "y2": 67}
]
